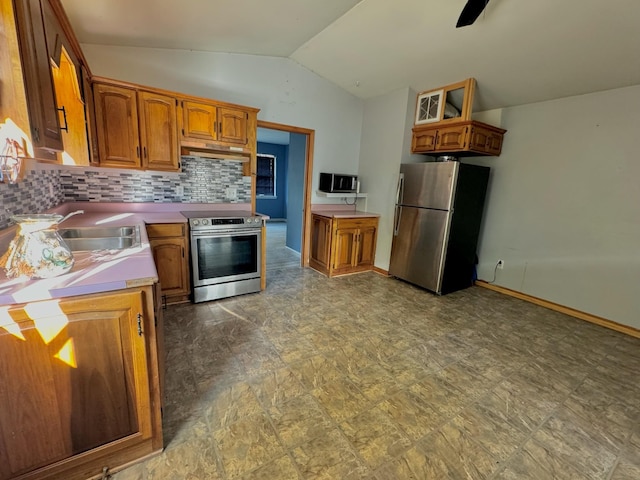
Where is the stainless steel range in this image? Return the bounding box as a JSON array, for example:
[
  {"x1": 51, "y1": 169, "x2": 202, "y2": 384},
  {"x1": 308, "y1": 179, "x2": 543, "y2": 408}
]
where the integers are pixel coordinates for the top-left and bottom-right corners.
[{"x1": 181, "y1": 211, "x2": 263, "y2": 303}]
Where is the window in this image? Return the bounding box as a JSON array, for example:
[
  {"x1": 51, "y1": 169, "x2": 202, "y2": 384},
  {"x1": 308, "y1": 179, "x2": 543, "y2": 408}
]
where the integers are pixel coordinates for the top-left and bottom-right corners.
[{"x1": 256, "y1": 154, "x2": 276, "y2": 197}]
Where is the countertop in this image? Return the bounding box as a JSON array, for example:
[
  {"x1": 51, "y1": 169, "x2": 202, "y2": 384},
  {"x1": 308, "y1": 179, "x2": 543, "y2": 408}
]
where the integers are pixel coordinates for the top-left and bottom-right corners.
[
  {"x1": 311, "y1": 209, "x2": 380, "y2": 219},
  {"x1": 0, "y1": 202, "x2": 261, "y2": 306}
]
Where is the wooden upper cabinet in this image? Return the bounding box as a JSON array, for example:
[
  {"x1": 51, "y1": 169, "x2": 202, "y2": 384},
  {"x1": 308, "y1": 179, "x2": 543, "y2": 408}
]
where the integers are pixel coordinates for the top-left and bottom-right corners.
[
  {"x1": 415, "y1": 78, "x2": 475, "y2": 126},
  {"x1": 436, "y1": 124, "x2": 468, "y2": 151},
  {"x1": 181, "y1": 100, "x2": 217, "y2": 141},
  {"x1": 412, "y1": 78, "x2": 506, "y2": 157},
  {"x1": 218, "y1": 107, "x2": 248, "y2": 144},
  {"x1": 94, "y1": 83, "x2": 140, "y2": 168},
  {"x1": 13, "y1": 0, "x2": 63, "y2": 158},
  {"x1": 469, "y1": 123, "x2": 504, "y2": 156},
  {"x1": 412, "y1": 123, "x2": 467, "y2": 153},
  {"x1": 180, "y1": 100, "x2": 250, "y2": 146},
  {"x1": 93, "y1": 83, "x2": 180, "y2": 170},
  {"x1": 138, "y1": 91, "x2": 179, "y2": 171},
  {"x1": 0, "y1": 290, "x2": 153, "y2": 480},
  {"x1": 412, "y1": 120, "x2": 505, "y2": 156},
  {"x1": 412, "y1": 127, "x2": 438, "y2": 152}
]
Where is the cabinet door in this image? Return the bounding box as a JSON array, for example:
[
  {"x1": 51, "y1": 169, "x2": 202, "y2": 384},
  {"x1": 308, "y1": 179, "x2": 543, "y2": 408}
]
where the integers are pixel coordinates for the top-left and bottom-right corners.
[
  {"x1": 150, "y1": 237, "x2": 189, "y2": 297},
  {"x1": 357, "y1": 225, "x2": 377, "y2": 267},
  {"x1": 138, "y1": 91, "x2": 179, "y2": 171},
  {"x1": 485, "y1": 132, "x2": 504, "y2": 155},
  {"x1": 435, "y1": 124, "x2": 467, "y2": 151},
  {"x1": 218, "y1": 107, "x2": 248, "y2": 145},
  {"x1": 181, "y1": 100, "x2": 217, "y2": 141},
  {"x1": 310, "y1": 215, "x2": 331, "y2": 270},
  {"x1": 412, "y1": 126, "x2": 437, "y2": 152},
  {"x1": 0, "y1": 290, "x2": 152, "y2": 479},
  {"x1": 81, "y1": 65, "x2": 99, "y2": 165},
  {"x1": 13, "y1": 0, "x2": 62, "y2": 157},
  {"x1": 333, "y1": 227, "x2": 358, "y2": 271},
  {"x1": 469, "y1": 125, "x2": 504, "y2": 156},
  {"x1": 94, "y1": 83, "x2": 140, "y2": 168}
]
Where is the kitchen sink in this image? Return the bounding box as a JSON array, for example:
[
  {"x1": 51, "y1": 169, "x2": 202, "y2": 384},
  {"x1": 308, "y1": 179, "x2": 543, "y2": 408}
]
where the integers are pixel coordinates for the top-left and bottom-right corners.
[
  {"x1": 58, "y1": 226, "x2": 140, "y2": 251},
  {"x1": 60, "y1": 226, "x2": 137, "y2": 239}
]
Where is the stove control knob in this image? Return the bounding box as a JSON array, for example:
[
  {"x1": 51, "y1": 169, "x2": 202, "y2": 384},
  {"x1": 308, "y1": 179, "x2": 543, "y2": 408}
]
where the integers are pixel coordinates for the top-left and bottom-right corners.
[
  {"x1": 202, "y1": 219, "x2": 210, "y2": 225},
  {"x1": 192, "y1": 219, "x2": 200, "y2": 226}
]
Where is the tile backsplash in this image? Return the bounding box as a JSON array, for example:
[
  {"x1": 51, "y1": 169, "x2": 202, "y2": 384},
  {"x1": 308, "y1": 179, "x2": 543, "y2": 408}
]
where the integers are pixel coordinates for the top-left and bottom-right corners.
[
  {"x1": 0, "y1": 157, "x2": 251, "y2": 230},
  {"x1": 0, "y1": 166, "x2": 62, "y2": 228}
]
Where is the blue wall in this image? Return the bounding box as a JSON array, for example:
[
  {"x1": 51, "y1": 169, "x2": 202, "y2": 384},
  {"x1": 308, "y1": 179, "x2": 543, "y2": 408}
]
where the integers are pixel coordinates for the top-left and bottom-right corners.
[
  {"x1": 256, "y1": 142, "x2": 288, "y2": 219},
  {"x1": 286, "y1": 133, "x2": 306, "y2": 253}
]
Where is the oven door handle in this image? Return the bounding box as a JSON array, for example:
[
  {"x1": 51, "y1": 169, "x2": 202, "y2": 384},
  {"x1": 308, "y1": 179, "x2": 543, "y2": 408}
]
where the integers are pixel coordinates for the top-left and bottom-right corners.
[{"x1": 191, "y1": 228, "x2": 262, "y2": 237}]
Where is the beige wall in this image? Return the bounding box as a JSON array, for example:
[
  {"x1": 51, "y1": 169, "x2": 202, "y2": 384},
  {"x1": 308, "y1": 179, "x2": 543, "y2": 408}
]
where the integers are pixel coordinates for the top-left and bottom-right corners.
[
  {"x1": 466, "y1": 85, "x2": 640, "y2": 329},
  {"x1": 357, "y1": 87, "x2": 423, "y2": 270}
]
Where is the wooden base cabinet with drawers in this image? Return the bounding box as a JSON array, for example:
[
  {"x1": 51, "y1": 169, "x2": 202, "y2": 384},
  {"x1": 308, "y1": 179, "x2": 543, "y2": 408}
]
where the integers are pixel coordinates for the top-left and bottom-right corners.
[
  {"x1": 310, "y1": 214, "x2": 379, "y2": 277},
  {"x1": 146, "y1": 223, "x2": 190, "y2": 305},
  {"x1": 0, "y1": 287, "x2": 163, "y2": 480}
]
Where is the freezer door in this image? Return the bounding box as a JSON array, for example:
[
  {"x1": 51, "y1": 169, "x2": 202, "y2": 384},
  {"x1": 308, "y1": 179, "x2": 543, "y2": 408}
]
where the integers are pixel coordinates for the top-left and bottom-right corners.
[
  {"x1": 399, "y1": 162, "x2": 458, "y2": 210},
  {"x1": 389, "y1": 205, "x2": 450, "y2": 293}
]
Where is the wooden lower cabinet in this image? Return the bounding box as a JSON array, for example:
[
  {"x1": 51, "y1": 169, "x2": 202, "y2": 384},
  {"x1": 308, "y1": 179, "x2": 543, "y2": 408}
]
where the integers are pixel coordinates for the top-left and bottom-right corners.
[
  {"x1": 0, "y1": 287, "x2": 163, "y2": 480},
  {"x1": 146, "y1": 223, "x2": 190, "y2": 305},
  {"x1": 309, "y1": 214, "x2": 379, "y2": 277}
]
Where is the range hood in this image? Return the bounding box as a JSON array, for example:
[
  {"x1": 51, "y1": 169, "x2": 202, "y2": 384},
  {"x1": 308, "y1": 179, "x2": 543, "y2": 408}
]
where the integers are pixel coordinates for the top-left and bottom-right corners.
[{"x1": 180, "y1": 139, "x2": 250, "y2": 162}]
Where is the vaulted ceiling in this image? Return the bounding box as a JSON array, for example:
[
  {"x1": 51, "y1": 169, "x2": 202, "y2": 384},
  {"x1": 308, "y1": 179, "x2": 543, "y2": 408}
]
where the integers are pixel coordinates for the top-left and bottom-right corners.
[{"x1": 61, "y1": 0, "x2": 640, "y2": 111}]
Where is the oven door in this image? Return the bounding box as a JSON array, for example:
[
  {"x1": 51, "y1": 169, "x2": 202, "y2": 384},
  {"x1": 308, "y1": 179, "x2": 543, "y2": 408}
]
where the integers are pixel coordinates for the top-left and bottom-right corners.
[{"x1": 190, "y1": 228, "x2": 261, "y2": 288}]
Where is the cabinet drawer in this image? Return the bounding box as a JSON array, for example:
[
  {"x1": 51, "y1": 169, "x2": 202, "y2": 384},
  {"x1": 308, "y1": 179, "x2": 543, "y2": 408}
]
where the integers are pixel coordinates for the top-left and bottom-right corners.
[
  {"x1": 146, "y1": 223, "x2": 185, "y2": 239},
  {"x1": 335, "y1": 217, "x2": 378, "y2": 230}
]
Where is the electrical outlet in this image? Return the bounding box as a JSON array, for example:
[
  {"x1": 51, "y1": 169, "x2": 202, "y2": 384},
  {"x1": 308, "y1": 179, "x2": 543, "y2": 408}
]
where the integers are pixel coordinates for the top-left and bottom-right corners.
[
  {"x1": 226, "y1": 187, "x2": 237, "y2": 200},
  {"x1": 175, "y1": 185, "x2": 184, "y2": 196},
  {"x1": 497, "y1": 259, "x2": 504, "y2": 269}
]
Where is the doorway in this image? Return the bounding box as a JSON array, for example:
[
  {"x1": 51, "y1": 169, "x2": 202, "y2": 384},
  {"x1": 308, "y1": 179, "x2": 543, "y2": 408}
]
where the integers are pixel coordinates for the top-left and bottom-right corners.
[{"x1": 256, "y1": 120, "x2": 314, "y2": 269}]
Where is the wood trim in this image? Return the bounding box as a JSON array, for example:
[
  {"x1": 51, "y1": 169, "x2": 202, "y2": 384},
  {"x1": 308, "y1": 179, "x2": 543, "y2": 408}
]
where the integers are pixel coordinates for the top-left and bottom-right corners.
[
  {"x1": 476, "y1": 280, "x2": 640, "y2": 339},
  {"x1": 412, "y1": 119, "x2": 507, "y2": 136},
  {"x1": 256, "y1": 120, "x2": 315, "y2": 268},
  {"x1": 258, "y1": 120, "x2": 314, "y2": 136},
  {"x1": 373, "y1": 266, "x2": 390, "y2": 276},
  {"x1": 261, "y1": 224, "x2": 266, "y2": 290},
  {"x1": 139, "y1": 286, "x2": 164, "y2": 452},
  {"x1": 91, "y1": 76, "x2": 260, "y2": 113},
  {"x1": 303, "y1": 131, "x2": 315, "y2": 267}
]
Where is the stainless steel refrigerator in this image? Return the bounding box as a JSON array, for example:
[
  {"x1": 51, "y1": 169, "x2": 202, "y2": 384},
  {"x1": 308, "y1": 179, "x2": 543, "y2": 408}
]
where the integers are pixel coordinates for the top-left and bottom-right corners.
[{"x1": 389, "y1": 162, "x2": 489, "y2": 295}]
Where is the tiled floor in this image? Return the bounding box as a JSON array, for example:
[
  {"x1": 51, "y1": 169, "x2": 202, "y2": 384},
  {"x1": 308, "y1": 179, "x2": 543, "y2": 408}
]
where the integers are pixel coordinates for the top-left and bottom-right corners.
[{"x1": 114, "y1": 223, "x2": 640, "y2": 479}]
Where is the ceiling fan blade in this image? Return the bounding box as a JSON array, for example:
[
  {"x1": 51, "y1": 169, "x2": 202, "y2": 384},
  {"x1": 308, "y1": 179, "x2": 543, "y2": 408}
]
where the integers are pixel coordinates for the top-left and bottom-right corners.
[{"x1": 456, "y1": 0, "x2": 490, "y2": 28}]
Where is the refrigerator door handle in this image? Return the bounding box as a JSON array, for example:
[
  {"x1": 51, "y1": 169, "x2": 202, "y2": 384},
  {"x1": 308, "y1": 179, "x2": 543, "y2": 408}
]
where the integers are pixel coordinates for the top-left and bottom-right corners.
[
  {"x1": 393, "y1": 205, "x2": 402, "y2": 236},
  {"x1": 396, "y1": 173, "x2": 405, "y2": 205}
]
